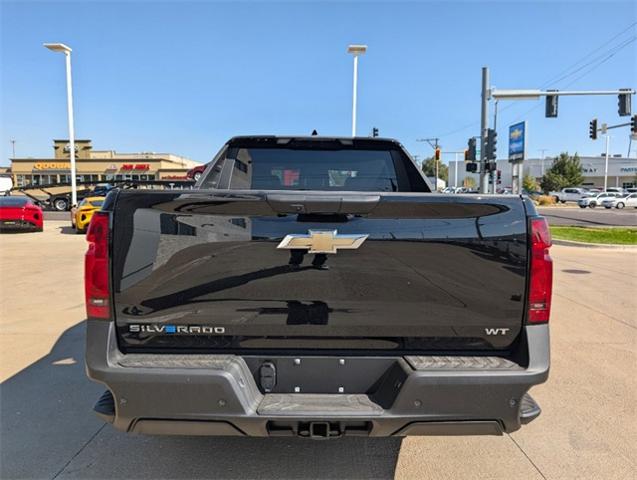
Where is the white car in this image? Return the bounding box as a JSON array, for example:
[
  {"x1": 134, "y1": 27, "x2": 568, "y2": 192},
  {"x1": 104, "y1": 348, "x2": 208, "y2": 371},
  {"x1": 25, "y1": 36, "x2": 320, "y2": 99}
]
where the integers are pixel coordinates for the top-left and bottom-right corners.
[
  {"x1": 602, "y1": 193, "x2": 637, "y2": 209},
  {"x1": 577, "y1": 192, "x2": 623, "y2": 208}
]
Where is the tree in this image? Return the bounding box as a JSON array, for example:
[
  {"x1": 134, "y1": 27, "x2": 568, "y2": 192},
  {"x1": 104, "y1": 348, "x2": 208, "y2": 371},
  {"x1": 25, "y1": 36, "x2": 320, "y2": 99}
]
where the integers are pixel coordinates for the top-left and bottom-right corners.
[
  {"x1": 463, "y1": 177, "x2": 477, "y2": 189},
  {"x1": 522, "y1": 173, "x2": 539, "y2": 193},
  {"x1": 540, "y1": 152, "x2": 584, "y2": 192},
  {"x1": 421, "y1": 156, "x2": 449, "y2": 183}
]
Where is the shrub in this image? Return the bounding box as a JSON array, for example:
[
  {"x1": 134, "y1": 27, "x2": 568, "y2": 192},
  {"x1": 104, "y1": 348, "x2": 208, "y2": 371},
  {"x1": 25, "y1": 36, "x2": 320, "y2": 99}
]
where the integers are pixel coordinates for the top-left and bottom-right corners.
[{"x1": 537, "y1": 195, "x2": 556, "y2": 206}]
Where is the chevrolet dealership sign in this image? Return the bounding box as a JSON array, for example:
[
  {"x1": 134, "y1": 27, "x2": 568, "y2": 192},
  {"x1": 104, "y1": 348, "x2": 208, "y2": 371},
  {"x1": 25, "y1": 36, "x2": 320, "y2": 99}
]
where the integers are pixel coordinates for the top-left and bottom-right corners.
[{"x1": 508, "y1": 121, "x2": 527, "y2": 161}]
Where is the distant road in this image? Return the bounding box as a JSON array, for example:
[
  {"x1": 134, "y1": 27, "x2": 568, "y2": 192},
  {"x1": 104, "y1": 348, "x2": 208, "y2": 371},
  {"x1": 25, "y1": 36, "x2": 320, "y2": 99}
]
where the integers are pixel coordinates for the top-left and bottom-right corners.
[
  {"x1": 43, "y1": 211, "x2": 70, "y2": 221},
  {"x1": 538, "y1": 207, "x2": 637, "y2": 227}
]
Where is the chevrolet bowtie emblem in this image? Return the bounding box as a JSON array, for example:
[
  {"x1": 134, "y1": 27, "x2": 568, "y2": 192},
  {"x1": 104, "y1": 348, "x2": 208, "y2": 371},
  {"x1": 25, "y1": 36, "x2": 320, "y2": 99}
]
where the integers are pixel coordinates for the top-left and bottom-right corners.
[{"x1": 277, "y1": 230, "x2": 368, "y2": 254}]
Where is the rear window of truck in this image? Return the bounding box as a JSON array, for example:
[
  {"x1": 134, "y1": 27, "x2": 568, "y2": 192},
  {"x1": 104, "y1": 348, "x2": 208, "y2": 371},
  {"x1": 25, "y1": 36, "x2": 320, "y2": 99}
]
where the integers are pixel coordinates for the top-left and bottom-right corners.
[{"x1": 200, "y1": 147, "x2": 428, "y2": 192}]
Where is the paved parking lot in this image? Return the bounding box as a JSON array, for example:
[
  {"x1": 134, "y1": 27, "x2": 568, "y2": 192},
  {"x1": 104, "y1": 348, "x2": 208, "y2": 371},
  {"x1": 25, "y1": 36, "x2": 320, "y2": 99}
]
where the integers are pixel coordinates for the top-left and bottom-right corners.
[
  {"x1": 1, "y1": 221, "x2": 636, "y2": 480},
  {"x1": 537, "y1": 206, "x2": 637, "y2": 227}
]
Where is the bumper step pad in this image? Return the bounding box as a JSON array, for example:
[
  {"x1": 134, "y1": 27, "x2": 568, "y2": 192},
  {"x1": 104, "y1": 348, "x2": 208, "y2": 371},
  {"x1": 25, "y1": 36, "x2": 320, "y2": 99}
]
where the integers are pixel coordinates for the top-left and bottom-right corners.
[
  {"x1": 406, "y1": 355, "x2": 521, "y2": 370},
  {"x1": 519, "y1": 393, "x2": 541, "y2": 424},
  {"x1": 257, "y1": 394, "x2": 383, "y2": 416}
]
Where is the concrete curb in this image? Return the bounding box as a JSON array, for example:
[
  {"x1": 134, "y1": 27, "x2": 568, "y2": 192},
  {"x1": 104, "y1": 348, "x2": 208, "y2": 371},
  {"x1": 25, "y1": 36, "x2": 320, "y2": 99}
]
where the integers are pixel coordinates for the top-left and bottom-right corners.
[{"x1": 552, "y1": 238, "x2": 637, "y2": 250}]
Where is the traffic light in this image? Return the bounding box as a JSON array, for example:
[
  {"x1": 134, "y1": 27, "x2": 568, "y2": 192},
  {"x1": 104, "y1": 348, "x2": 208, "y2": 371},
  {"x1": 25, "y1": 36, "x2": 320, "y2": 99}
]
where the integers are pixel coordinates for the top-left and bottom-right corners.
[
  {"x1": 618, "y1": 89, "x2": 631, "y2": 116},
  {"x1": 466, "y1": 138, "x2": 477, "y2": 161},
  {"x1": 372, "y1": 127, "x2": 379, "y2": 137},
  {"x1": 466, "y1": 162, "x2": 478, "y2": 173},
  {"x1": 545, "y1": 90, "x2": 558, "y2": 118},
  {"x1": 485, "y1": 129, "x2": 497, "y2": 159},
  {"x1": 589, "y1": 119, "x2": 598, "y2": 140},
  {"x1": 434, "y1": 148, "x2": 441, "y2": 161},
  {"x1": 631, "y1": 115, "x2": 637, "y2": 134},
  {"x1": 497, "y1": 170, "x2": 502, "y2": 184},
  {"x1": 486, "y1": 161, "x2": 497, "y2": 172}
]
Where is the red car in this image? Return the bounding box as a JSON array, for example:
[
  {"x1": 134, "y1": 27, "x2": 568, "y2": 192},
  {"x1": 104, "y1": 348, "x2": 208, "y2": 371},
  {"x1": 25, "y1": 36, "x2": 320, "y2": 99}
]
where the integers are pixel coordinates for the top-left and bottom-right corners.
[
  {"x1": 0, "y1": 196, "x2": 43, "y2": 232},
  {"x1": 186, "y1": 164, "x2": 208, "y2": 181}
]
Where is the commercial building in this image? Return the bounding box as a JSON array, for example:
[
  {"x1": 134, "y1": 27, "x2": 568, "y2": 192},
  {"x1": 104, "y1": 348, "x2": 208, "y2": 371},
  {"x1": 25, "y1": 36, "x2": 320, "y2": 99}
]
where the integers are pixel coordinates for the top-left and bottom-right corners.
[
  {"x1": 448, "y1": 155, "x2": 637, "y2": 190},
  {"x1": 9, "y1": 140, "x2": 202, "y2": 187}
]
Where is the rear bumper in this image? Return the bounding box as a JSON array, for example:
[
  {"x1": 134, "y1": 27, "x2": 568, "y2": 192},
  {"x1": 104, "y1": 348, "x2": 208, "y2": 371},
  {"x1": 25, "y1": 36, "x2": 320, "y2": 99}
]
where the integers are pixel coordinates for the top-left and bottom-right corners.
[
  {"x1": 86, "y1": 321, "x2": 549, "y2": 437},
  {"x1": 0, "y1": 219, "x2": 41, "y2": 231}
]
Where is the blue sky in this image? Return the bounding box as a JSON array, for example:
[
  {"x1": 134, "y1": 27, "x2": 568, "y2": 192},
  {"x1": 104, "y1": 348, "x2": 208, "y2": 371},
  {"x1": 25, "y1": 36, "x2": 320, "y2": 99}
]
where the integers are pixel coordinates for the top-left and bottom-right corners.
[{"x1": 1, "y1": 0, "x2": 636, "y2": 167}]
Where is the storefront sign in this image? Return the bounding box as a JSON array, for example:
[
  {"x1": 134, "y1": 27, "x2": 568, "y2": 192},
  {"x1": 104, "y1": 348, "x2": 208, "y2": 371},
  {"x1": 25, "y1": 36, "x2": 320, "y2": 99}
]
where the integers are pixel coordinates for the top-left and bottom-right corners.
[
  {"x1": 121, "y1": 164, "x2": 151, "y2": 171},
  {"x1": 34, "y1": 162, "x2": 71, "y2": 170}
]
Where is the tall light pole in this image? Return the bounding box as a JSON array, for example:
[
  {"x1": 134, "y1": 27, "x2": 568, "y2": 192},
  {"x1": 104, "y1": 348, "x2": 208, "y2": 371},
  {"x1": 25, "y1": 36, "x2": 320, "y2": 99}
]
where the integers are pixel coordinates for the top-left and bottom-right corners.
[
  {"x1": 44, "y1": 42, "x2": 77, "y2": 206},
  {"x1": 347, "y1": 44, "x2": 367, "y2": 137}
]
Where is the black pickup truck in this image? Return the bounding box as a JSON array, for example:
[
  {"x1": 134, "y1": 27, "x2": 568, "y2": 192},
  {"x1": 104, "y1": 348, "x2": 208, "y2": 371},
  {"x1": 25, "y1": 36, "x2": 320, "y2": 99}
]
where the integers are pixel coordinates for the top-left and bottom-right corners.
[{"x1": 85, "y1": 136, "x2": 552, "y2": 438}]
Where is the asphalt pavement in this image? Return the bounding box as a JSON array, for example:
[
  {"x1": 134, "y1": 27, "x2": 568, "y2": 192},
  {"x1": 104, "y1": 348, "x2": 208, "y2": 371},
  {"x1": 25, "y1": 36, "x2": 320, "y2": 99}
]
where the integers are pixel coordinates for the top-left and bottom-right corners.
[
  {"x1": 1, "y1": 221, "x2": 636, "y2": 479},
  {"x1": 537, "y1": 206, "x2": 637, "y2": 226}
]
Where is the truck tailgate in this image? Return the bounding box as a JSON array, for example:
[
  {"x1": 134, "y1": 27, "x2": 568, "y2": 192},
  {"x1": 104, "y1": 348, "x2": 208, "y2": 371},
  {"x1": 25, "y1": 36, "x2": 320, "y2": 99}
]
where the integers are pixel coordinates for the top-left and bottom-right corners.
[{"x1": 111, "y1": 190, "x2": 528, "y2": 353}]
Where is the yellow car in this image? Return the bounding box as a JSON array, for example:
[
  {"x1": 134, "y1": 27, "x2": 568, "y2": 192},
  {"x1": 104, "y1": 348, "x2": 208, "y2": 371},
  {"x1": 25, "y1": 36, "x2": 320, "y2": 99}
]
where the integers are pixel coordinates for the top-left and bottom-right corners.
[{"x1": 71, "y1": 196, "x2": 105, "y2": 233}]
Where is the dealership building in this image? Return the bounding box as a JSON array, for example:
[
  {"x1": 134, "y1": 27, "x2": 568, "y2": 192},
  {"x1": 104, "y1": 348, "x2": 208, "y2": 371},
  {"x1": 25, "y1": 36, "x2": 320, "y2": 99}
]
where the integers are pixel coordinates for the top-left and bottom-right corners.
[
  {"x1": 8, "y1": 140, "x2": 202, "y2": 187},
  {"x1": 448, "y1": 155, "x2": 637, "y2": 190}
]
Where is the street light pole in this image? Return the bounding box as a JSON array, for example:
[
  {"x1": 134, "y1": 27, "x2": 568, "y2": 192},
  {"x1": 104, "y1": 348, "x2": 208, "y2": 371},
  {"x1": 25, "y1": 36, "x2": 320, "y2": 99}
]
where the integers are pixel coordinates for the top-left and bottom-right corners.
[
  {"x1": 44, "y1": 43, "x2": 77, "y2": 207},
  {"x1": 347, "y1": 45, "x2": 367, "y2": 137}
]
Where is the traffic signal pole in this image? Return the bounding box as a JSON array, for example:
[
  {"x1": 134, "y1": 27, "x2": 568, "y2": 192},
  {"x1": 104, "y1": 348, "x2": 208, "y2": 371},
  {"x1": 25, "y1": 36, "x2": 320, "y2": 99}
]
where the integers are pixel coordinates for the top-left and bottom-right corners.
[{"x1": 480, "y1": 67, "x2": 490, "y2": 194}]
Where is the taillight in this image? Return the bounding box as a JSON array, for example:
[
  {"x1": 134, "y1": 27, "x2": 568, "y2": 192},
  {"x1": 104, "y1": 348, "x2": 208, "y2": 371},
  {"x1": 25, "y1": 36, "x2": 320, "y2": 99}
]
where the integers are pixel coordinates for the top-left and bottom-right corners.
[
  {"x1": 528, "y1": 217, "x2": 553, "y2": 323},
  {"x1": 85, "y1": 212, "x2": 110, "y2": 319}
]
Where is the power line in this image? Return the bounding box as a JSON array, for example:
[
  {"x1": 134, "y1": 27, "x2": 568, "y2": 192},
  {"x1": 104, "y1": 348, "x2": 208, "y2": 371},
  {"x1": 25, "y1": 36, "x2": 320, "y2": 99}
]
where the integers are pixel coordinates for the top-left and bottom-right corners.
[
  {"x1": 506, "y1": 36, "x2": 637, "y2": 125},
  {"x1": 543, "y1": 35, "x2": 636, "y2": 87},
  {"x1": 540, "y1": 21, "x2": 636, "y2": 88},
  {"x1": 434, "y1": 22, "x2": 637, "y2": 139}
]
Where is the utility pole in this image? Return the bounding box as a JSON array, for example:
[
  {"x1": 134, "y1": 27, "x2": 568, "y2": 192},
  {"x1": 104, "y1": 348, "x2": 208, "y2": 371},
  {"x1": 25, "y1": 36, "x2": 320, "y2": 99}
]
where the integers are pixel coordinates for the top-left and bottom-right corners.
[
  {"x1": 416, "y1": 137, "x2": 440, "y2": 190},
  {"x1": 538, "y1": 149, "x2": 548, "y2": 176},
  {"x1": 480, "y1": 67, "x2": 490, "y2": 194},
  {"x1": 604, "y1": 135, "x2": 610, "y2": 191}
]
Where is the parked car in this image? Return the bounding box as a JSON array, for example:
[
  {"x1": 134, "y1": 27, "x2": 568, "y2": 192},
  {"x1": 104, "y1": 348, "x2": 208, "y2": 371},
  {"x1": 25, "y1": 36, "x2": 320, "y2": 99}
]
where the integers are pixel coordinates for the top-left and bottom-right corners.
[
  {"x1": 72, "y1": 196, "x2": 105, "y2": 233},
  {"x1": 578, "y1": 192, "x2": 623, "y2": 208},
  {"x1": 0, "y1": 196, "x2": 43, "y2": 232},
  {"x1": 186, "y1": 164, "x2": 208, "y2": 181},
  {"x1": 549, "y1": 187, "x2": 588, "y2": 203},
  {"x1": 605, "y1": 187, "x2": 626, "y2": 194},
  {"x1": 85, "y1": 135, "x2": 551, "y2": 438},
  {"x1": 602, "y1": 193, "x2": 637, "y2": 209}
]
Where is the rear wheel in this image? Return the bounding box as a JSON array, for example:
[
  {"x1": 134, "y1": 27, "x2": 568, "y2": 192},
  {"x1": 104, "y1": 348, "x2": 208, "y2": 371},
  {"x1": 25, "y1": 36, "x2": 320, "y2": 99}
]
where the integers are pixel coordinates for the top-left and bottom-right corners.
[
  {"x1": 553, "y1": 196, "x2": 560, "y2": 203},
  {"x1": 53, "y1": 197, "x2": 70, "y2": 211},
  {"x1": 589, "y1": 202, "x2": 596, "y2": 208},
  {"x1": 616, "y1": 202, "x2": 625, "y2": 209}
]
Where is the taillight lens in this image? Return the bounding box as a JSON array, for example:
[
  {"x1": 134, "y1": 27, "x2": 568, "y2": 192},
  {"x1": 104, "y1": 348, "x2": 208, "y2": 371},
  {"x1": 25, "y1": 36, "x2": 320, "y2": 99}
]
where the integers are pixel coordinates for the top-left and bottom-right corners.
[
  {"x1": 528, "y1": 217, "x2": 553, "y2": 323},
  {"x1": 85, "y1": 212, "x2": 110, "y2": 319}
]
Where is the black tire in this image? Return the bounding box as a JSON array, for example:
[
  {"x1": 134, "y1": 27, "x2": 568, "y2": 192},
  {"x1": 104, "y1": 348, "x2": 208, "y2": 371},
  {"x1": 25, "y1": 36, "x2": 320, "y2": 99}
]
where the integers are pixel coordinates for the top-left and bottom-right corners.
[
  {"x1": 579, "y1": 205, "x2": 587, "y2": 208},
  {"x1": 553, "y1": 196, "x2": 560, "y2": 203},
  {"x1": 193, "y1": 172, "x2": 202, "y2": 181},
  {"x1": 560, "y1": 200, "x2": 566, "y2": 204},
  {"x1": 53, "y1": 197, "x2": 70, "y2": 211},
  {"x1": 589, "y1": 202, "x2": 596, "y2": 208},
  {"x1": 616, "y1": 202, "x2": 625, "y2": 209}
]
